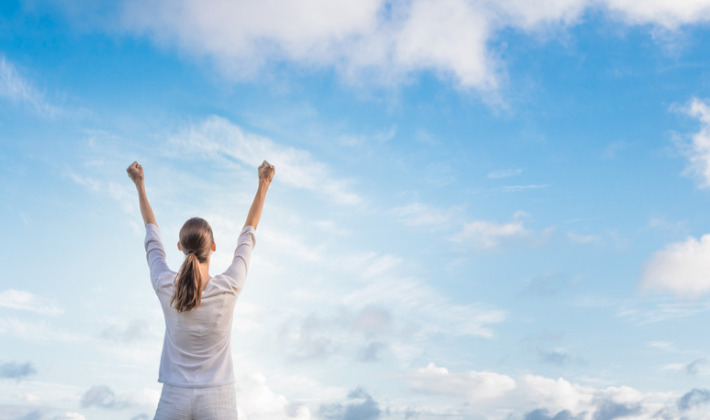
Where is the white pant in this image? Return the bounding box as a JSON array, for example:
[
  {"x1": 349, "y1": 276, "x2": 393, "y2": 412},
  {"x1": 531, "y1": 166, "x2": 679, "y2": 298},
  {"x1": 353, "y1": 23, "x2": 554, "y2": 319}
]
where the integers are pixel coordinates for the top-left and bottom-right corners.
[{"x1": 154, "y1": 383, "x2": 238, "y2": 420}]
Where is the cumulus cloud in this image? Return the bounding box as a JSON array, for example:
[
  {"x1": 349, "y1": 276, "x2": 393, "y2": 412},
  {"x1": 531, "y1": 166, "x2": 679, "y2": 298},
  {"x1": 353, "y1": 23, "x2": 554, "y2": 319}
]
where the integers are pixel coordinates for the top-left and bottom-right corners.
[
  {"x1": 0, "y1": 289, "x2": 63, "y2": 315},
  {"x1": 118, "y1": 0, "x2": 498, "y2": 91},
  {"x1": 50, "y1": 0, "x2": 710, "y2": 94},
  {"x1": 640, "y1": 234, "x2": 710, "y2": 297},
  {"x1": 235, "y1": 372, "x2": 311, "y2": 420},
  {"x1": 400, "y1": 363, "x2": 690, "y2": 417},
  {"x1": 168, "y1": 116, "x2": 360, "y2": 205},
  {"x1": 52, "y1": 413, "x2": 86, "y2": 420},
  {"x1": 523, "y1": 408, "x2": 583, "y2": 420},
  {"x1": 603, "y1": 0, "x2": 710, "y2": 28},
  {"x1": 406, "y1": 362, "x2": 516, "y2": 402},
  {"x1": 80, "y1": 385, "x2": 158, "y2": 411},
  {"x1": 81, "y1": 385, "x2": 130, "y2": 409},
  {"x1": 677, "y1": 388, "x2": 710, "y2": 411},
  {"x1": 319, "y1": 388, "x2": 382, "y2": 420},
  {"x1": 0, "y1": 56, "x2": 60, "y2": 117},
  {"x1": 591, "y1": 399, "x2": 640, "y2": 419},
  {"x1": 0, "y1": 361, "x2": 36, "y2": 380}
]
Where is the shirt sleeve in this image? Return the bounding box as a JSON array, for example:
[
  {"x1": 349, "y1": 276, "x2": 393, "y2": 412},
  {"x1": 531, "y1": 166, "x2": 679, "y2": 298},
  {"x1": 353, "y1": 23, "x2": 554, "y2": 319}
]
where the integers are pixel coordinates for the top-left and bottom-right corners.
[
  {"x1": 144, "y1": 223, "x2": 173, "y2": 291},
  {"x1": 221, "y1": 226, "x2": 256, "y2": 293}
]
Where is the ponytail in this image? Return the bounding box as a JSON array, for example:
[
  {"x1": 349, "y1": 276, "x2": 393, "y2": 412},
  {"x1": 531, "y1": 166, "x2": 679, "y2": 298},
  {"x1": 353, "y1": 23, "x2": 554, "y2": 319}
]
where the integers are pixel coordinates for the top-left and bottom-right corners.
[
  {"x1": 171, "y1": 252, "x2": 203, "y2": 312},
  {"x1": 171, "y1": 217, "x2": 214, "y2": 312}
]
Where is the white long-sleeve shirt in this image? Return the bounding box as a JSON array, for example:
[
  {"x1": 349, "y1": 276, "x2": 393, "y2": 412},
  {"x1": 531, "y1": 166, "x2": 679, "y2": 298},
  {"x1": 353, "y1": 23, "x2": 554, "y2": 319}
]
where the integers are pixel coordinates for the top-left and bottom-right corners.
[{"x1": 144, "y1": 223, "x2": 255, "y2": 388}]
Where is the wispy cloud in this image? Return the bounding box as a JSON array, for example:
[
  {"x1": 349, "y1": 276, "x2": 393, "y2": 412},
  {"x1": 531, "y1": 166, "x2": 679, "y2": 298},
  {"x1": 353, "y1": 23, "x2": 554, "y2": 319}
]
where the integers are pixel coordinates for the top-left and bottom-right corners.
[
  {"x1": 169, "y1": 116, "x2": 361, "y2": 205},
  {"x1": 487, "y1": 168, "x2": 522, "y2": 179},
  {"x1": 499, "y1": 184, "x2": 549, "y2": 193},
  {"x1": 647, "y1": 341, "x2": 674, "y2": 351},
  {"x1": 99, "y1": 319, "x2": 151, "y2": 343},
  {"x1": 0, "y1": 56, "x2": 61, "y2": 117},
  {"x1": 676, "y1": 97, "x2": 710, "y2": 188},
  {"x1": 391, "y1": 202, "x2": 464, "y2": 231},
  {"x1": 616, "y1": 298, "x2": 710, "y2": 324},
  {"x1": 566, "y1": 231, "x2": 601, "y2": 244},
  {"x1": 341, "y1": 262, "x2": 506, "y2": 339},
  {"x1": 663, "y1": 358, "x2": 708, "y2": 376},
  {"x1": 0, "y1": 289, "x2": 63, "y2": 315},
  {"x1": 452, "y1": 211, "x2": 529, "y2": 249},
  {"x1": 0, "y1": 317, "x2": 85, "y2": 342}
]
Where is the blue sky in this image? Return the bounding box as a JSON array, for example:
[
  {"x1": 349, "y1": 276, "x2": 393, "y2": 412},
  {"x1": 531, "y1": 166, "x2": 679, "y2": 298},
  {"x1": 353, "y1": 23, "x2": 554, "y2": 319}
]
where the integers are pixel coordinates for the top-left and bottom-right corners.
[{"x1": 3, "y1": 0, "x2": 710, "y2": 419}]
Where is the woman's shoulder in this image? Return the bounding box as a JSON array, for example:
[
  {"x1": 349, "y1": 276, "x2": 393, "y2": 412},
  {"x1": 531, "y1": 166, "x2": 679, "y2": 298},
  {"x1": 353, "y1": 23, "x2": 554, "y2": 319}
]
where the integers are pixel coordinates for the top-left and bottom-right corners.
[{"x1": 205, "y1": 273, "x2": 241, "y2": 295}]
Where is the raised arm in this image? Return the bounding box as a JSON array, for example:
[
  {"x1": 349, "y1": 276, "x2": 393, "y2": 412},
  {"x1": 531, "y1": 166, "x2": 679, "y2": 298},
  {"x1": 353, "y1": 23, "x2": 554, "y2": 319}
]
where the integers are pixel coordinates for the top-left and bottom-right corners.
[
  {"x1": 126, "y1": 161, "x2": 157, "y2": 226},
  {"x1": 244, "y1": 161, "x2": 275, "y2": 230}
]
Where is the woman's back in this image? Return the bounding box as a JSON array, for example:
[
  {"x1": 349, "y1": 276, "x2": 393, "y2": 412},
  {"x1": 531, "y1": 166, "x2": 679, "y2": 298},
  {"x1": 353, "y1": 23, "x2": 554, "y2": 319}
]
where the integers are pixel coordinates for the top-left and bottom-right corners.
[
  {"x1": 146, "y1": 223, "x2": 256, "y2": 387},
  {"x1": 127, "y1": 160, "x2": 273, "y2": 419}
]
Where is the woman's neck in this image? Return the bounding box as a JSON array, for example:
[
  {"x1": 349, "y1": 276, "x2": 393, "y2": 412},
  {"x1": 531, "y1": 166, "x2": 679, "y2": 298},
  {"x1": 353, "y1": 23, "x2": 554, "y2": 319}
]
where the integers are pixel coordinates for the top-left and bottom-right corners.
[{"x1": 200, "y1": 258, "x2": 212, "y2": 291}]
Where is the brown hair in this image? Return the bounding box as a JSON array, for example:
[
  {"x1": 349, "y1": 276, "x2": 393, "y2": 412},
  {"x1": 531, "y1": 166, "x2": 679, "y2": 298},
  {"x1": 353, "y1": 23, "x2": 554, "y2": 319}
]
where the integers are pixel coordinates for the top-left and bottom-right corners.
[{"x1": 171, "y1": 217, "x2": 214, "y2": 312}]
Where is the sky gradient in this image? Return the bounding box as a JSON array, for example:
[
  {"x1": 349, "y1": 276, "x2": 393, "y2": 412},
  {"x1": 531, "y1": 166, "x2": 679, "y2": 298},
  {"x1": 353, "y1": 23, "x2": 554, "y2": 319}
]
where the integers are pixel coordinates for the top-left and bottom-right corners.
[{"x1": 2, "y1": 1, "x2": 710, "y2": 419}]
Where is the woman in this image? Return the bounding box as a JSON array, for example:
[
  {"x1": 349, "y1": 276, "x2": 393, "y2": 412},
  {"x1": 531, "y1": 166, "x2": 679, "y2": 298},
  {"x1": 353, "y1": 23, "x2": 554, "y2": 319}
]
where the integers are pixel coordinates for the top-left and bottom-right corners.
[{"x1": 127, "y1": 160, "x2": 275, "y2": 419}]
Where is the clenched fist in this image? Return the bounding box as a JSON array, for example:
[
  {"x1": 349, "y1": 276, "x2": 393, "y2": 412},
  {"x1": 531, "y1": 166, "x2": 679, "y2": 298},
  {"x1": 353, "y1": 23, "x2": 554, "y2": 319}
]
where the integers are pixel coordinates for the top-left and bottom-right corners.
[
  {"x1": 127, "y1": 161, "x2": 144, "y2": 184},
  {"x1": 258, "y1": 161, "x2": 275, "y2": 183}
]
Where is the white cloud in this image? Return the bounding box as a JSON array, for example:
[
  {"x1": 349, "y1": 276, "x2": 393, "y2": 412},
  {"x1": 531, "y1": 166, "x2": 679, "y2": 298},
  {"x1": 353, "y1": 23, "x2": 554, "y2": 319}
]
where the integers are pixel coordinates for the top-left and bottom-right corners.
[
  {"x1": 169, "y1": 116, "x2": 361, "y2": 205},
  {"x1": 566, "y1": 231, "x2": 601, "y2": 244},
  {"x1": 617, "y1": 298, "x2": 710, "y2": 324},
  {"x1": 52, "y1": 0, "x2": 710, "y2": 96},
  {"x1": 394, "y1": 0, "x2": 496, "y2": 89},
  {"x1": 343, "y1": 269, "x2": 506, "y2": 339},
  {"x1": 0, "y1": 289, "x2": 63, "y2": 315},
  {"x1": 500, "y1": 184, "x2": 549, "y2": 192},
  {"x1": 406, "y1": 362, "x2": 516, "y2": 401},
  {"x1": 236, "y1": 372, "x2": 312, "y2": 420},
  {"x1": 662, "y1": 358, "x2": 709, "y2": 376},
  {"x1": 399, "y1": 363, "x2": 703, "y2": 418},
  {"x1": 640, "y1": 234, "x2": 710, "y2": 297},
  {"x1": 453, "y1": 211, "x2": 529, "y2": 249},
  {"x1": 0, "y1": 56, "x2": 60, "y2": 117},
  {"x1": 53, "y1": 413, "x2": 87, "y2": 420},
  {"x1": 678, "y1": 98, "x2": 710, "y2": 188},
  {"x1": 117, "y1": 0, "x2": 498, "y2": 90},
  {"x1": 647, "y1": 340, "x2": 674, "y2": 351},
  {"x1": 487, "y1": 168, "x2": 522, "y2": 179},
  {"x1": 392, "y1": 202, "x2": 464, "y2": 230},
  {"x1": 603, "y1": 0, "x2": 710, "y2": 28},
  {"x1": 0, "y1": 317, "x2": 85, "y2": 342}
]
